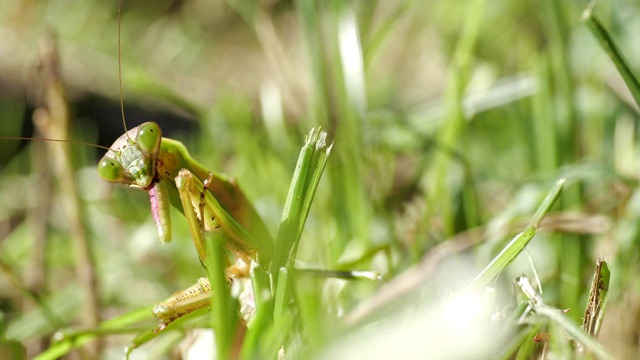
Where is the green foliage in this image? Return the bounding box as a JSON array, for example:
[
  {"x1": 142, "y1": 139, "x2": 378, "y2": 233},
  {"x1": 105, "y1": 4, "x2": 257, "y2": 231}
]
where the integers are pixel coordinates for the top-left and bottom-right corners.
[{"x1": 0, "y1": 0, "x2": 639, "y2": 358}]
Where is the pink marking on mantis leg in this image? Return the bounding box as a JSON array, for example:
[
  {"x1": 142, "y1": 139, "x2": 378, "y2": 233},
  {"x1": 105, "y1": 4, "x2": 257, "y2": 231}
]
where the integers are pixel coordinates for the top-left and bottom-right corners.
[{"x1": 148, "y1": 181, "x2": 172, "y2": 243}]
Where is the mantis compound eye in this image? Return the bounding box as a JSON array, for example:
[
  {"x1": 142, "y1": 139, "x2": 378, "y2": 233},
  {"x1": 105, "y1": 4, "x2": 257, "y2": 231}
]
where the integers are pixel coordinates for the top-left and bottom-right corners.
[
  {"x1": 97, "y1": 157, "x2": 125, "y2": 183},
  {"x1": 137, "y1": 122, "x2": 162, "y2": 154}
]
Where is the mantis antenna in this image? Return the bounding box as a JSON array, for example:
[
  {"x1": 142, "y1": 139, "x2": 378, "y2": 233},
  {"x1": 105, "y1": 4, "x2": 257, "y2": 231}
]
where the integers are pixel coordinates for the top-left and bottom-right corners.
[
  {"x1": 0, "y1": 6, "x2": 124, "y2": 153},
  {"x1": 0, "y1": 2, "x2": 130, "y2": 152},
  {"x1": 0, "y1": 136, "x2": 111, "y2": 151},
  {"x1": 117, "y1": 0, "x2": 132, "y2": 142}
]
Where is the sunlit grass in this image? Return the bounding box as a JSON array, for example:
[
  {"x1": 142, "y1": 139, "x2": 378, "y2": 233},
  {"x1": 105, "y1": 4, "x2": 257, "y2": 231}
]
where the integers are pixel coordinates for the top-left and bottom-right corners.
[{"x1": 0, "y1": 0, "x2": 639, "y2": 359}]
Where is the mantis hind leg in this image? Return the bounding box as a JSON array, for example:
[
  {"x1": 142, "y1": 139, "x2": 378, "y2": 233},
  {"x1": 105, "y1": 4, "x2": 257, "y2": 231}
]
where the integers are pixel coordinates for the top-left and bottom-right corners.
[{"x1": 151, "y1": 277, "x2": 212, "y2": 333}]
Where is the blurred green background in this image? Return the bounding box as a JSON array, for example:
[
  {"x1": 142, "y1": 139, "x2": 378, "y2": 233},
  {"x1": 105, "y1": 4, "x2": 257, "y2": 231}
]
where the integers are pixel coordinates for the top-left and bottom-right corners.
[{"x1": 0, "y1": 0, "x2": 639, "y2": 358}]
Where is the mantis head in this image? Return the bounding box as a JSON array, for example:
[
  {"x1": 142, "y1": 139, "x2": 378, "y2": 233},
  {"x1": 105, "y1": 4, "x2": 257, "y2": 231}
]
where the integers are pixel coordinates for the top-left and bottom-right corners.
[{"x1": 98, "y1": 122, "x2": 162, "y2": 189}]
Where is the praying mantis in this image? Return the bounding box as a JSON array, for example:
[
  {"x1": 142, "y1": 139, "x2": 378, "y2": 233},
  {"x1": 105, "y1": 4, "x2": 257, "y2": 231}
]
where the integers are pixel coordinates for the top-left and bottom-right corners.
[
  {"x1": 91, "y1": 0, "x2": 288, "y2": 334},
  {"x1": 0, "y1": 1, "x2": 393, "y2": 358},
  {"x1": 1, "y1": 3, "x2": 371, "y2": 355},
  {"x1": 98, "y1": 121, "x2": 276, "y2": 332}
]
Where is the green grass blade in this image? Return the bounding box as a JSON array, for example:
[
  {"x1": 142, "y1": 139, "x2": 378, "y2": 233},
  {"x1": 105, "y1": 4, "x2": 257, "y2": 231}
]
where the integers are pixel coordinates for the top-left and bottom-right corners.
[
  {"x1": 582, "y1": 5, "x2": 640, "y2": 108},
  {"x1": 239, "y1": 261, "x2": 273, "y2": 360},
  {"x1": 470, "y1": 178, "x2": 565, "y2": 288},
  {"x1": 34, "y1": 307, "x2": 151, "y2": 360},
  {"x1": 294, "y1": 132, "x2": 332, "y2": 257},
  {"x1": 124, "y1": 308, "x2": 212, "y2": 358},
  {"x1": 273, "y1": 267, "x2": 290, "y2": 327},
  {"x1": 204, "y1": 232, "x2": 239, "y2": 360},
  {"x1": 272, "y1": 128, "x2": 332, "y2": 280}
]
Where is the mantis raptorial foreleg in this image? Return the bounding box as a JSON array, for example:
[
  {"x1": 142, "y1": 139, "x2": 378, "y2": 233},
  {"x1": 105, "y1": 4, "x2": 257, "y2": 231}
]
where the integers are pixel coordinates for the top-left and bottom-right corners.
[
  {"x1": 150, "y1": 168, "x2": 263, "y2": 331},
  {"x1": 175, "y1": 168, "x2": 267, "y2": 268}
]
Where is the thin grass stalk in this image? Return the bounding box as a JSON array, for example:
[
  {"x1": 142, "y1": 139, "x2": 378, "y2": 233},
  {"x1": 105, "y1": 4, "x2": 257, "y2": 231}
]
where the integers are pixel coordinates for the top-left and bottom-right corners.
[
  {"x1": 582, "y1": 4, "x2": 640, "y2": 109},
  {"x1": 470, "y1": 178, "x2": 565, "y2": 288},
  {"x1": 427, "y1": 0, "x2": 486, "y2": 237}
]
